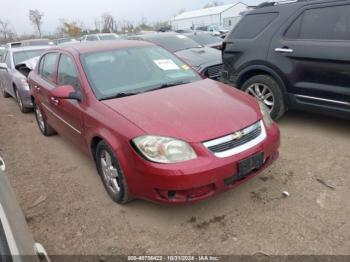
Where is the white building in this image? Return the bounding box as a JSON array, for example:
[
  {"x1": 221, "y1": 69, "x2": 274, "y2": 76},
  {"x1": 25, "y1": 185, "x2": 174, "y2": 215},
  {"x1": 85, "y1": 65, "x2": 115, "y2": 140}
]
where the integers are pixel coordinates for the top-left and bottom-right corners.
[{"x1": 170, "y1": 2, "x2": 249, "y2": 30}]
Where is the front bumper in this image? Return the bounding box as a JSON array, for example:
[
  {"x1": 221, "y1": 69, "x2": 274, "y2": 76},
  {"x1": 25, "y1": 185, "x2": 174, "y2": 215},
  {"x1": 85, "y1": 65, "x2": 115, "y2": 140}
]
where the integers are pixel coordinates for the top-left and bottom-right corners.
[{"x1": 124, "y1": 122, "x2": 280, "y2": 204}]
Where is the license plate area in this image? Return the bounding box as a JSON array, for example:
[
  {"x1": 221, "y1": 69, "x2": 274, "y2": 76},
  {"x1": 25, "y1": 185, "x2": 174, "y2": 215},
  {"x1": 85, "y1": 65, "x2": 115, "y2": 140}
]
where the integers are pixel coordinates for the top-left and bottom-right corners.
[{"x1": 237, "y1": 152, "x2": 264, "y2": 180}]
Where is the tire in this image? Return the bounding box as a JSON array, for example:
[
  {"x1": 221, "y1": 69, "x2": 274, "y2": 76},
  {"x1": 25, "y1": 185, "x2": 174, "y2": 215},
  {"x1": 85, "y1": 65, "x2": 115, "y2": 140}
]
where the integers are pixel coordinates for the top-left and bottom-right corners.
[
  {"x1": 241, "y1": 75, "x2": 286, "y2": 120},
  {"x1": 96, "y1": 141, "x2": 132, "y2": 204},
  {"x1": 1, "y1": 86, "x2": 10, "y2": 98},
  {"x1": 15, "y1": 88, "x2": 31, "y2": 113},
  {"x1": 34, "y1": 103, "x2": 56, "y2": 136}
]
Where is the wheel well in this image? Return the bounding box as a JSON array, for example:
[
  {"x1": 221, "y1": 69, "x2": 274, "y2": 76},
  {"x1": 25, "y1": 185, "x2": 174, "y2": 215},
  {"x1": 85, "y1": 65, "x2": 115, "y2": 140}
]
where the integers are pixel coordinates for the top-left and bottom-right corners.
[
  {"x1": 91, "y1": 136, "x2": 103, "y2": 161},
  {"x1": 237, "y1": 68, "x2": 289, "y2": 106},
  {"x1": 237, "y1": 69, "x2": 274, "y2": 89}
]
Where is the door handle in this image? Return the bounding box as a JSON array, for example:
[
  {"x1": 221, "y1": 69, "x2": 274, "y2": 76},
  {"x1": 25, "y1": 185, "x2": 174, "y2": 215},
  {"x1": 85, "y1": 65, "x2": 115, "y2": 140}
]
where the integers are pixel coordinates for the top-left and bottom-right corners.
[
  {"x1": 50, "y1": 97, "x2": 59, "y2": 106},
  {"x1": 33, "y1": 84, "x2": 40, "y2": 91},
  {"x1": 275, "y1": 47, "x2": 294, "y2": 53}
]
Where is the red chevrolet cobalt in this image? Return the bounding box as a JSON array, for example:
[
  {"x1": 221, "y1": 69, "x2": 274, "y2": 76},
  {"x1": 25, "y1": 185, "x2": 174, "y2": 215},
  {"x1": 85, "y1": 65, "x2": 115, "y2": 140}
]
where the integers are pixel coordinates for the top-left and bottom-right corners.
[{"x1": 28, "y1": 41, "x2": 280, "y2": 204}]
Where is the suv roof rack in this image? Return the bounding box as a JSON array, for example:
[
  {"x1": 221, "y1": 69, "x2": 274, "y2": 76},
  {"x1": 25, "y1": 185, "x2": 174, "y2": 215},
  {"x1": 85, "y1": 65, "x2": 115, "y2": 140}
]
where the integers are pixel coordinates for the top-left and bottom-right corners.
[{"x1": 256, "y1": 0, "x2": 314, "y2": 8}]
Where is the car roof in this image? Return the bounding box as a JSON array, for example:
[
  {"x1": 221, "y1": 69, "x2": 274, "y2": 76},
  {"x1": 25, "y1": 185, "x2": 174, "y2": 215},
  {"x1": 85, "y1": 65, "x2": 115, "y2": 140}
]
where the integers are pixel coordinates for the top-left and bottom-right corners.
[
  {"x1": 9, "y1": 45, "x2": 50, "y2": 52},
  {"x1": 49, "y1": 40, "x2": 154, "y2": 54},
  {"x1": 251, "y1": 0, "x2": 347, "y2": 12}
]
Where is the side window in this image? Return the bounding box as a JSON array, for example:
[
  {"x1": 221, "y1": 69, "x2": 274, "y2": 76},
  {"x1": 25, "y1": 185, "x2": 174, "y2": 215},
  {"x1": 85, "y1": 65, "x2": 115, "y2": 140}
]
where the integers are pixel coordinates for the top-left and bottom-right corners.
[
  {"x1": 228, "y1": 12, "x2": 279, "y2": 39},
  {"x1": 57, "y1": 54, "x2": 81, "y2": 91},
  {"x1": 286, "y1": 5, "x2": 350, "y2": 40},
  {"x1": 41, "y1": 53, "x2": 58, "y2": 83}
]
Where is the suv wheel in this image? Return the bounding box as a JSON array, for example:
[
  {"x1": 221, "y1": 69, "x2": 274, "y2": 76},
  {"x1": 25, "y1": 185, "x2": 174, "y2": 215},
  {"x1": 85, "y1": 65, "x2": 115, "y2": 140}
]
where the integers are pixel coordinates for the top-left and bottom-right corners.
[
  {"x1": 96, "y1": 141, "x2": 132, "y2": 204},
  {"x1": 34, "y1": 103, "x2": 56, "y2": 136},
  {"x1": 241, "y1": 75, "x2": 285, "y2": 120}
]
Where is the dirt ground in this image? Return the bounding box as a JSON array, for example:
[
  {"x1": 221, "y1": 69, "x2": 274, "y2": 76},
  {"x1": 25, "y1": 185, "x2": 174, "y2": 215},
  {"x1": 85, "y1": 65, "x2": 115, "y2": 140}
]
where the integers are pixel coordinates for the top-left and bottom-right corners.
[{"x1": 0, "y1": 95, "x2": 349, "y2": 256}]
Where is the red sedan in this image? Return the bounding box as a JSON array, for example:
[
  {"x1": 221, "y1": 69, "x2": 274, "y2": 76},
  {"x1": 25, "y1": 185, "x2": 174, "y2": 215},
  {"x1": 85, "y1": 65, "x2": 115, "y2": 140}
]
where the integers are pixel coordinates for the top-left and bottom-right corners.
[{"x1": 28, "y1": 41, "x2": 280, "y2": 204}]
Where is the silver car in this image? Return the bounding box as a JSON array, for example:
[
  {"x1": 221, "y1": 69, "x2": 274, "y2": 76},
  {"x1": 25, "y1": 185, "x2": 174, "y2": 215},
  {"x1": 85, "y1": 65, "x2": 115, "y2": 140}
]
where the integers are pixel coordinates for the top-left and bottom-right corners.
[
  {"x1": 0, "y1": 157, "x2": 50, "y2": 262},
  {"x1": 0, "y1": 46, "x2": 47, "y2": 113}
]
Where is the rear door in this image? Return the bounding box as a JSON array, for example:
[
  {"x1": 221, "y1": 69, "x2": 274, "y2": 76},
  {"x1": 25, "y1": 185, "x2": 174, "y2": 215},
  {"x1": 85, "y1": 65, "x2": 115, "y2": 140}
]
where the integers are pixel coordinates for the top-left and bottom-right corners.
[
  {"x1": 32, "y1": 52, "x2": 60, "y2": 127},
  {"x1": 269, "y1": 2, "x2": 350, "y2": 110}
]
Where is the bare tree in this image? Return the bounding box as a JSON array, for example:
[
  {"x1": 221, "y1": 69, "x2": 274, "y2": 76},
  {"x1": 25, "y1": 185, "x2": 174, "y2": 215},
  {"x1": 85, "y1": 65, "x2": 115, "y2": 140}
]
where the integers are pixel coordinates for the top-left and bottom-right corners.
[
  {"x1": 177, "y1": 8, "x2": 186, "y2": 15},
  {"x1": 203, "y1": 1, "x2": 223, "y2": 8},
  {"x1": 0, "y1": 20, "x2": 14, "y2": 41},
  {"x1": 29, "y1": 9, "x2": 44, "y2": 37},
  {"x1": 101, "y1": 13, "x2": 116, "y2": 33}
]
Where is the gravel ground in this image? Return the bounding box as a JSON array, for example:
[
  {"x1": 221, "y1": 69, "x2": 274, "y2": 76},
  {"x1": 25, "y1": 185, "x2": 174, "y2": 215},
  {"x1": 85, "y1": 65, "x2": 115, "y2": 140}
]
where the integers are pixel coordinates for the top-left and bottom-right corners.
[{"x1": 0, "y1": 95, "x2": 349, "y2": 256}]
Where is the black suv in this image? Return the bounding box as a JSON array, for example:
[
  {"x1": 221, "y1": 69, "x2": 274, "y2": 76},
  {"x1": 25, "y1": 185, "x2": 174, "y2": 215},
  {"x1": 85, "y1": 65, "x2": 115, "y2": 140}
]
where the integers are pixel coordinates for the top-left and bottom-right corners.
[{"x1": 222, "y1": 0, "x2": 350, "y2": 119}]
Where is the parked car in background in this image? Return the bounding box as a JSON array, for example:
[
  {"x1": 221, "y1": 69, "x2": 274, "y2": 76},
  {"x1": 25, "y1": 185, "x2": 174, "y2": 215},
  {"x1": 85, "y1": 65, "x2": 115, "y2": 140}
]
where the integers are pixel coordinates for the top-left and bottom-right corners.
[
  {"x1": 196, "y1": 25, "x2": 229, "y2": 38},
  {"x1": 81, "y1": 33, "x2": 120, "y2": 42},
  {"x1": 129, "y1": 33, "x2": 223, "y2": 79},
  {"x1": 185, "y1": 32, "x2": 223, "y2": 50},
  {"x1": 21, "y1": 39, "x2": 54, "y2": 46},
  {"x1": 0, "y1": 46, "x2": 48, "y2": 113},
  {"x1": 222, "y1": 0, "x2": 350, "y2": 120},
  {"x1": 53, "y1": 37, "x2": 79, "y2": 45},
  {"x1": 28, "y1": 41, "x2": 280, "y2": 204},
  {"x1": 0, "y1": 47, "x2": 5, "y2": 61},
  {"x1": 0, "y1": 156, "x2": 50, "y2": 261}
]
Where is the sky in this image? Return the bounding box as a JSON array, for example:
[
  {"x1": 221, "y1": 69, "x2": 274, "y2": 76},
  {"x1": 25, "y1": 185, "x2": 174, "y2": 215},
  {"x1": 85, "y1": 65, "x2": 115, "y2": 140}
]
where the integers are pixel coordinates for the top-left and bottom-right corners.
[{"x1": 0, "y1": 0, "x2": 262, "y2": 35}]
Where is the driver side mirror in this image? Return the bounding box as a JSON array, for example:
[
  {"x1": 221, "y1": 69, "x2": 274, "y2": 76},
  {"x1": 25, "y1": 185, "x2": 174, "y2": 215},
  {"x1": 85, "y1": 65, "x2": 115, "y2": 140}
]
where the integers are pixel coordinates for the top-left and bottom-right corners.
[
  {"x1": 0, "y1": 63, "x2": 8, "y2": 71},
  {"x1": 51, "y1": 85, "x2": 83, "y2": 102}
]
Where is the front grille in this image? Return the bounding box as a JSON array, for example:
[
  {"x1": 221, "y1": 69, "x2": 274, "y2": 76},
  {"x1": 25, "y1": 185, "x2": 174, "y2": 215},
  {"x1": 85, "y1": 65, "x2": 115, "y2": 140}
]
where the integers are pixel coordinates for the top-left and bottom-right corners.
[
  {"x1": 207, "y1": 64, "x2": 223, "y2": 79},
  {"x1": 208, "y1": 126, "x2": 261, "y2": 153},
  {"x1": 203, "y1": 121, "x2": 264, "y2": 157}
]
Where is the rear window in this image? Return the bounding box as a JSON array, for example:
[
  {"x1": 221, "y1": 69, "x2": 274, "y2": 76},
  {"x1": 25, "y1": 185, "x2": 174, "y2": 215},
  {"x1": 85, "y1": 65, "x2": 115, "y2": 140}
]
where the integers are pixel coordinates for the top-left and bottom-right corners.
[
  {"x1": 228, "y1": 12, "x2": 279, "y2": 39},
  {"x1": 13, "y1": 49, "x2": 45, "y2": 65}
]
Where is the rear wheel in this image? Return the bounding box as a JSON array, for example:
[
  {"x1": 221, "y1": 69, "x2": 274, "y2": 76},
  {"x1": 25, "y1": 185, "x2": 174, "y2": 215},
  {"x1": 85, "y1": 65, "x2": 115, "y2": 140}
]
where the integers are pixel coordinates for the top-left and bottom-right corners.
[
  {"x1": 96, "y1": 141, "x2": 132, "y2": 204},
  {"x1": 241, "y1": 75, "x2": 286, "y2": 120},
  {"x1": 15, "y1": 88, "x2": 31, "y2": 113},
  {"x1": 34, "y1": 103, "x2": 56, "y2": 136}
]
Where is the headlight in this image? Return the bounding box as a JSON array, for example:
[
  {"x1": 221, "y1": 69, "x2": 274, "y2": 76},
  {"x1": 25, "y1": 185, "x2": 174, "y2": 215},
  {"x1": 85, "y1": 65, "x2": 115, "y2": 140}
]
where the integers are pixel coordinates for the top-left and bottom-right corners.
[
  {"x1": 259, "y1": 101, "x2": 273, "y2": 128},
  {"x1": 132, "y1": 136, "x2": 197, "y2": 164}
]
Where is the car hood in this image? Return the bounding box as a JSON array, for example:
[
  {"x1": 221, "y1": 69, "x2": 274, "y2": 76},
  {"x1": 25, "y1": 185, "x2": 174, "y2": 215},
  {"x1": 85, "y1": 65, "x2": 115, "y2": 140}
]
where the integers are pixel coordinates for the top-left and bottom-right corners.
[
  {"x1": 175, "y1": 46, "x2": 222, "y2": 68},
  {"x1": 102, "y1": 79, "x2": 261, "y2": 142}
]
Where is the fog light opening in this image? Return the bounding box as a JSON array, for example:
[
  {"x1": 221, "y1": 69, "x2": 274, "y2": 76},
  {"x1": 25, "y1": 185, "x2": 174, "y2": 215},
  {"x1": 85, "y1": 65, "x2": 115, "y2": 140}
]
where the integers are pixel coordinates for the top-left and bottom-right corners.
[{"x1": 168, "y1": 191, "x2": 176, "y2": 199}]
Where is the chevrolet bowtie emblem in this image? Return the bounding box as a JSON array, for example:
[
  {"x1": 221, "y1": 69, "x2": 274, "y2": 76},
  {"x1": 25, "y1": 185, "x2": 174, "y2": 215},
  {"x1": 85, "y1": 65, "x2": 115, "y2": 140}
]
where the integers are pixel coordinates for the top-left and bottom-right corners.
[{"x1": 232, "y1": 131, "x2": 244, "y2": 140}]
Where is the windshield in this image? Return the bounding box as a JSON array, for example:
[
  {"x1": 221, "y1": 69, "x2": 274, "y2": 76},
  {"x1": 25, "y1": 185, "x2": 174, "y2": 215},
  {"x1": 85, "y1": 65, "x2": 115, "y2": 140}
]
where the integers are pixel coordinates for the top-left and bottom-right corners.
[
  {"x1": 147, "y1": 35, "x2": 202, "y2": 52},
  {"x1": 13, "y1": 49, "x2": 46, "y2": 65},
  {"x1": 187, "y1": 34, "x2": 222, "y2": 45},
  {"x1": 81, "y1": 46, "x2": 201, "y2": 100},
  {"x1": 99, "y1": 34, "x2": 119, "y2": 40}
]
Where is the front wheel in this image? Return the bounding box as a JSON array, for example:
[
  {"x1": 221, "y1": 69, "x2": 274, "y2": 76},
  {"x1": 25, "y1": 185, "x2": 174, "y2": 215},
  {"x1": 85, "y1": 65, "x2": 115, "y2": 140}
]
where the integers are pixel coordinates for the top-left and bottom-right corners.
[
  {"x1": 96, "y1": 141, "x2": 132, "y2": 204},
  {"x1": 241, "y1": 75, "x2": 286, "y2": 120},
  {"x1": 15, "y1": 88, "x2": 31, "y2": 113},
  {"x1": 34, "y1": 103, "x2": 56, "y2": 136}
]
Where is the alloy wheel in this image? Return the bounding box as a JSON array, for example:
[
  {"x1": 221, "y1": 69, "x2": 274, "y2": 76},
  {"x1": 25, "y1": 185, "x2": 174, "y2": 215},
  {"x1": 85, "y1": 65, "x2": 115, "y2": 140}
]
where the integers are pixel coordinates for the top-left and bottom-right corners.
[
  {"x1": 35, "y1": 105, "x2": 45, "y2": 132},
  {"x1": 246, "y1": 83, "x2": 274, "y2": 112},
  {"x1": 100, "y1": 150, "x2": 120, "y2": 194}
]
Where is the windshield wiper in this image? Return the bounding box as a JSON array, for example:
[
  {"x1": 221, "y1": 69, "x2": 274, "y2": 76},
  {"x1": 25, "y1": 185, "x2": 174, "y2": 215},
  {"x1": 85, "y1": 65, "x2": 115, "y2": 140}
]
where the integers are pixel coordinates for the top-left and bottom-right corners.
[
  {"x1": 148, "y1": 81, "x2": 191, "y2": 92},
  {"x1": 99, "y1": 92, "x2": 139, "y2": 101}
]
